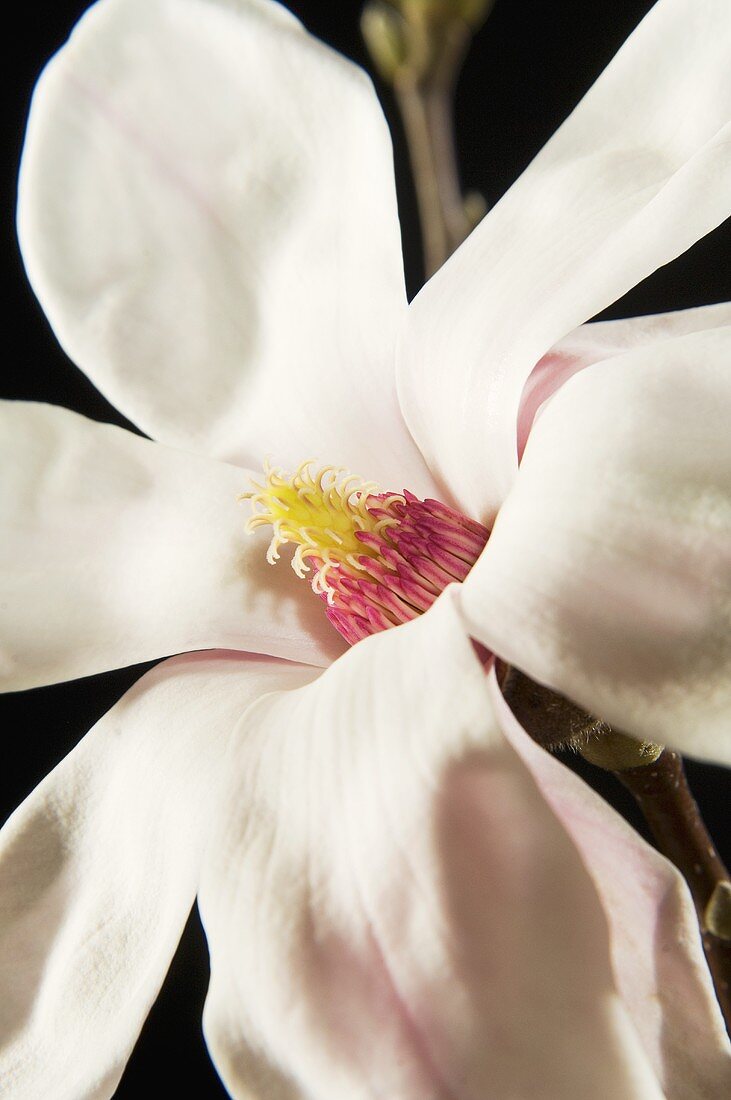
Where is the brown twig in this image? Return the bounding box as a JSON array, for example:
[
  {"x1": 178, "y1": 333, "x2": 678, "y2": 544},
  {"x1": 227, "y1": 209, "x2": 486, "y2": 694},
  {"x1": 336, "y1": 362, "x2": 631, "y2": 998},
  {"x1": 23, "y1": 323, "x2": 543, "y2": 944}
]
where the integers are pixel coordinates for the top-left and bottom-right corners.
[{"x1": 616, "y1": 751, "x2": 731, "y2": 1033}]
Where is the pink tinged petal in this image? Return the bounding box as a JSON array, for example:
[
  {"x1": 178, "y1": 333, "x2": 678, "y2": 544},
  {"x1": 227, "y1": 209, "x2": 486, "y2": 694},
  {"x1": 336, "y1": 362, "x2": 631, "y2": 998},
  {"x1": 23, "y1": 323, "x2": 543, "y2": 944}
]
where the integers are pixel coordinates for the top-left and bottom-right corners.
[
  {"x1": 398, "y1": 0, "x2": 731, "y2": 521},
  {"x1": 17, "y1": 0, "x2": 436, "y2": 497},
  {"x1": 0, "y1": 651, "x2": 319, "y2": 1099},
  {"x1": 199, "y1": 590, "x2": 663, "y2": 1100},
  {"x1": 459, "y1": 325, "x2": 731, "y2": 764},
  {"x1": 489, "y1": 682, "x2": 731, "y2": 1100},
  {"x1": 0, "y1": 402, "x2": 346, "y2": 691},
  {"x1": 519, "y1": 301, "x2": 731, "y2": 459}
]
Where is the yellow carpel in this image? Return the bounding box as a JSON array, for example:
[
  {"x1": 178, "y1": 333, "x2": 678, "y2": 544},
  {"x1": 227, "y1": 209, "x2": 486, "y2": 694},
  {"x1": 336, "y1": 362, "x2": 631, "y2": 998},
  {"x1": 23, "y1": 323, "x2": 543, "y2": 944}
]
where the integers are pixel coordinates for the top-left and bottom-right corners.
[{"x1": 241, "y1": 461, "x2": 404, "y2": 599}]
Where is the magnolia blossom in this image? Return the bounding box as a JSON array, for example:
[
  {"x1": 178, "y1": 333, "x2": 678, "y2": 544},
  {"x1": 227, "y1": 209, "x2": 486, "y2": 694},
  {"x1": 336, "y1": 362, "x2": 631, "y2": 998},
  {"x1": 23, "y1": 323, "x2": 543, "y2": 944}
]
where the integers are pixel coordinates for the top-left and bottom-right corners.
[{"x1": 1, "y1": 0, "x2": 731, "y2": 1097}]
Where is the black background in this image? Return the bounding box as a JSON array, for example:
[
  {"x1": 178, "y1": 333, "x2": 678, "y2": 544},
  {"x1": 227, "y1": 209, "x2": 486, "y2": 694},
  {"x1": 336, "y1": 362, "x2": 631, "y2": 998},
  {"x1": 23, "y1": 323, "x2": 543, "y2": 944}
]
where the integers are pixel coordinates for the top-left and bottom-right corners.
[{"x1": 2, "y1": 1, "x2": 729, "y2": 1095}]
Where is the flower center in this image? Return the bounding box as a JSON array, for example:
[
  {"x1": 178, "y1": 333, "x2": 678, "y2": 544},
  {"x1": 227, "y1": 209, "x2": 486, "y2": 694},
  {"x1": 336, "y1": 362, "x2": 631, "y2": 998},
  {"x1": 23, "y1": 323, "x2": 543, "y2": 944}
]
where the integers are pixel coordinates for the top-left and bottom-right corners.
[{"x1": 243, "y1": 461, "x2": 489, "y2": 645}]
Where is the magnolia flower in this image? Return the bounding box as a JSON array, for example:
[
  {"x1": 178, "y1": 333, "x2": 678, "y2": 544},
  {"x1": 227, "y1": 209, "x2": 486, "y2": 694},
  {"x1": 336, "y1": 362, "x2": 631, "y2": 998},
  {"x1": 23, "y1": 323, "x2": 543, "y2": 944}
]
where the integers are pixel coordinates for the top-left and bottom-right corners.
[{"x1": 1, "y1": 0, "x2": 730, "y2": 1097}]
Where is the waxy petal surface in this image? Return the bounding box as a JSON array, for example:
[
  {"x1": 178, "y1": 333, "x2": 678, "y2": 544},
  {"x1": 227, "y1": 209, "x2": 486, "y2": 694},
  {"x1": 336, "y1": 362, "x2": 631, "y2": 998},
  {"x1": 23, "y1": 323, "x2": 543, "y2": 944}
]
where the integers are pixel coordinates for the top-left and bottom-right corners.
[
  {"x1": 460, "y1": 325, "x2": 731, "y2": 763},
  {"x1": 18, "y1": 0, "x2": 435, "y2": 495},
  {"x1": 200, "y1": 591, "x2": 662, "y2": 1100},
  {"x1": 490, "y1": 679, "x2": 731, "y2": 1100},
  {"x1": 399, "y1": 0, "x2": 731, "y2": 520},
  {"x1": 519, "y1": 301, "x2": 731, "y2": 458},
  {"x1": 0, "y1": 651, "x2": 318, "y2": 1099},
  {"x1": 0, "y1": 402, "x2": 345, "y2": 691}
]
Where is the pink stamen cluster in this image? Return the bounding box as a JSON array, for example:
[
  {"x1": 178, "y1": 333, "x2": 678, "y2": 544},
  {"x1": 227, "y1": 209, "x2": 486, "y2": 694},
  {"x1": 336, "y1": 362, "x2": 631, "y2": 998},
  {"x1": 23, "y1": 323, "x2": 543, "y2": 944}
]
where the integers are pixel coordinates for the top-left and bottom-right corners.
[{"x1": 319, "y1": 491, "x2": 490, "y2": 645}]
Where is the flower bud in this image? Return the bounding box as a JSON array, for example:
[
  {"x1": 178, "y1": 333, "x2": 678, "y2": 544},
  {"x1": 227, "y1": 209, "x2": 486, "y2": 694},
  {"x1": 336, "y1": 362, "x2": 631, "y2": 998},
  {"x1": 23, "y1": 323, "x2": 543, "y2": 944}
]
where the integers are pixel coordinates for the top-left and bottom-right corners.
[
  {"x1": 579, "y1": 730, "x2": 664, "y2": 772},
  {"x1": 704, "y1": 881, "x2": 731, "y2": 941},
  {"x1": 361, "y1": 2, "x2": 409, "y2": 82}
]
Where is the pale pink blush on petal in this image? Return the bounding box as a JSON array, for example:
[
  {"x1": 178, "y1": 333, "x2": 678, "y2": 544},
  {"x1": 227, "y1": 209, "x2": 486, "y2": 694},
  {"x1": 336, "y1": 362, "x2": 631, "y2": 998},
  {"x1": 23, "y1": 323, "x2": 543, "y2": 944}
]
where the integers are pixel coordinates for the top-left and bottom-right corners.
[
  {"x1": 518, "y1": 303, "x2": 731, "y2": 460},
  {"x1": 517, "y1": 348, "x2": 587, "y2": 461},
  {"x1": 487, "y1": 673, "x2": 731, "y2": 1100},
  {"x1": 201, "y1": 593, "x2": 663, "y2": 1100},
  {"x1": 461, "y1": 326, "x2": 731, "y2": 758}
]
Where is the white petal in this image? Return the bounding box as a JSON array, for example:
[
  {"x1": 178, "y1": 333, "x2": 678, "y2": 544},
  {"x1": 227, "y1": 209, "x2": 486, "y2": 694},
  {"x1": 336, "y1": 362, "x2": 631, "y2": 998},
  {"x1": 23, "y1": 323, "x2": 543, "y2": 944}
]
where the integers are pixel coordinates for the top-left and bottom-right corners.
[
  {"x1": 0, "y1": 651, "x2": 318, "y2": 1099},
  {"x1": 519, "y1": 301, "x2": 731, "y2": 457},
  {"x1": 459, "y1": 325, "x2": 731, "y2": 764},
  {"x1": 0, "y1": 402, "x2": 345, "y2": 690},
  {"x1": 398, "y1": 0, "x2": 731, "y2": 519},
  {"x1": 18, "y1": 0, "x2": 433, "y2": 493},
  {"x1": 200, "y1": 590, "x2": 662, "y2": 1100},
  {"x1": 490, "y1": 681, "x2": 731, "y2": 1100}
]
